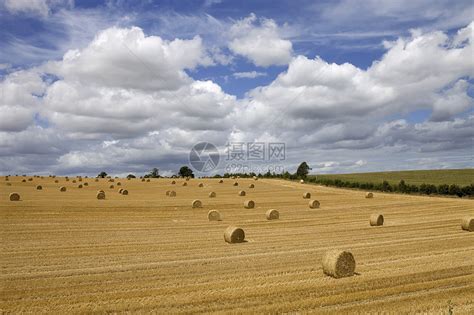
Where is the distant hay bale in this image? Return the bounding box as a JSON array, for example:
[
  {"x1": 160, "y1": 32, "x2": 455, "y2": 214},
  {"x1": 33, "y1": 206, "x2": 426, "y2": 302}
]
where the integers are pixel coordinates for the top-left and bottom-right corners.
[
  {"x1": 28, "y1": 178, "x2": 33, "y2": 181},
  {"x1": 365, "y1": 192, "x2": 374, "y2": 198},
  {"x1": 59, "y1": 186, "x2": 67, "y2": 192},
  {"x1": 224, "y1": 226, "x2": 245, "y2": 243},
  {"x1": 322, "y1": 250, "x2": 356, "y2": 278},
  {"x1": 309, "y1": 200, "x2": 320, "y2": 209},
  {"x1": 192, "y1": 199, "x2": 202, "y2": 208},
  {"x1": 118, "y1": 188, "x2": 124, "y2": 194},
  {"x1": 127, "y1": 177, "x2": 131, "y2": 180},
  {"x1": 54, "y1": 180, "x2": 59, "y2": 183},
  {"x1": 186, "y1": 177, "x2": 190, "y2": 181},
  {"x1": 9, "y1": 192, "x2": 20, "y2": 201},
  {"x1": 78, "y1": 178, "x2": 82, "y2": 182},
  {"x1": 237, "y1": 176, "x2": 241, "y2": 179},
  {"x1": 238, "y1": 190, "x2": 246, "y2": 196},
  {"x1": 22, "y1": 179, "x2": 26, "y2": 182},
  {"x1": 169, "y1": 191, "x2": 176, "y2": 197},
  {"x1": 84, "y1": 182, "x2": 88, "y2": 186},
  {"x1": 370, "y1": 214, "x2": 384, "y2": 226},
  {"x1": 36, "y1": 185, "x2": 42, "y2": 190},
  {"x1": 461, "y1": 216, "x2": 473, "y2": 232},
  {"x1": 72, "y1": 180, "x2": 77, "y2": 183},
  {"x1": 109, "y1": 179, "x2": 115, "y2": 182},
  {"x1": 117, "y1": 182, "x2": 121, "y2": 186},
  {"x1": 5, "y1": 177, "x2": 9, "y2": 181},
  {"x1": 219, "y1": 179, "x2": 224, "y2": 183},
  {"x1": 244, "y1": 200, "x2": 255, "y2": 209},
  {"x1": 96, "y1": 191, "x2": 106, "y2": 200},
  {"x1": 230, "y1": 176, "x2": 235, "y2": 179},
  {"x1": 95, "y1": 178, "x2": 99, "y2": 182},
  {"x1": 141, "y1": 178, "x2": 145, "y2": 182},
  {"x1": 208, "y1": 210, "x2": 222, "y2": 221},
  {"x1": 300, "y1": 179, "x2": 304, "y2": 184},
  {"x1": 121, "y1": 189, "x2": 128, "y2": 195},
  {"x1": 266, "y1": 209, "x2": 279, "y2": 220},
  {"x1": 303, "y1": 192, "x2": 311, "y2": 199},
  {"x1": 253, "y1": 176, "x2": 258, "y2": 181},
  {"x1": 248, "y1": 184, "x2": 255, "y2": 188},
  {"x1": 109, "y1": 185, "x2": 114, "y2": 189},
  {"x1": 209, "y1": 192, "x2": 216, "y2": 198},
  {"x1": 146, "y1": 179, "x2": 150, "y2": 182},
  {"x1": 65, "y1": 178, "x2": 69, "y2": 182},
  {"x1": 198, "y1": 183, "x2": 204, "y2": 187},
  {"x1": 171, "y1": 180, "x2": 176, "y2": 185},
  {"x1": 182, "y1": 182, "x2": 187, "y2": 186},
  {"x1": 78, "y1": 184, "x2": 83, "y2": 188},
  {"x1": 233, "y1": 182, "x2": 239, "y2": 186},
  {"x1": 166, "y1": 190, "x2": 170, "y2": 196}
]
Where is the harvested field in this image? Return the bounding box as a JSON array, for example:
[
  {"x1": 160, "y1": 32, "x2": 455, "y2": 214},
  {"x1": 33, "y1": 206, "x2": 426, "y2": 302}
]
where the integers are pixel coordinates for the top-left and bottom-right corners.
[{"x1": 0, "y1": 177, "x2": 473, "y2": 313}]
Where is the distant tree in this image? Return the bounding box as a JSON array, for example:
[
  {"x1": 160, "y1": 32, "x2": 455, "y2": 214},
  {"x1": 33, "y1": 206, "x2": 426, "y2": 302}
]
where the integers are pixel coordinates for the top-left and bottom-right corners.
[
  {"x1": 179, "y1": 166, "x2": 194, "y2": 178},
  {"x1": 97, "y1": 171, "x2": 107, "y2": 178},
  {"x1": 150, "y1": 168, "x2": 160, "y2": 178},
  {"x1": 296, "y1": 162, "x2": 311, "y2": 178},
  {"x1": 126, "y1": 174, "x2": 136, "y2": 179}
]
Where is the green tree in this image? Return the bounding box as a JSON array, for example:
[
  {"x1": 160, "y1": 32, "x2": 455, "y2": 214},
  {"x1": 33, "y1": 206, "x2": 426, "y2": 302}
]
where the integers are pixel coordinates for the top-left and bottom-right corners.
[
  {"x1": 97, "y1": 171, "x2": 107, "y2": 178},
  {"x1": 296, "y1": 162, "x2": 311, "y2": 178},
  {"x1": 126, "y1": 174, "x2": 136, "y2": 179},
  {"x1": 179, "y1": 166, "x2": 194, "y2": 178}
]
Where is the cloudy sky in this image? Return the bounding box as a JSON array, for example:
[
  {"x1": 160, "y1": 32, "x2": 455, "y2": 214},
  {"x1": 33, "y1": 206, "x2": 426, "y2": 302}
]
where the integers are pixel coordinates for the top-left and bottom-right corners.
[{"x1": 0, "y1": 0, "x2": 473, "y2": 177}]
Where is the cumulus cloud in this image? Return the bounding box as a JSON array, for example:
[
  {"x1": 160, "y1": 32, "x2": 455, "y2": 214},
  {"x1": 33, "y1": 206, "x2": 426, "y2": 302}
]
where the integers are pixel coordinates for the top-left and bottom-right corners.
[{"x1": 228, "y1": 13, "x2": 293, "y2": 67}]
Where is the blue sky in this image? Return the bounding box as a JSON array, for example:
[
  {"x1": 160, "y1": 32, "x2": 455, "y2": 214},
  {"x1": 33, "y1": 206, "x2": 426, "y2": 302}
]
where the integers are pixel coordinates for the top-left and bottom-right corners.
[{"x1": 0, "y1": 0, "x2": 472, "y2": 176}]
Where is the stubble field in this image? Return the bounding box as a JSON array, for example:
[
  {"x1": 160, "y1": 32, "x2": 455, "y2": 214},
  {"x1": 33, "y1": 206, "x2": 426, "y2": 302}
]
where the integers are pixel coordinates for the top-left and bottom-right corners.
[{"x1": 1, "y1": 176, "x2": 473, "y2": 313}]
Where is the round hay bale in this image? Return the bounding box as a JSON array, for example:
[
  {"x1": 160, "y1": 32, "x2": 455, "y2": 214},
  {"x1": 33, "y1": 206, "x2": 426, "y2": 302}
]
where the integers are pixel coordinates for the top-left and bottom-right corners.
[
  {"x1": 9, "y1": 192, "x2": 20, "y2": 201},
  {"x1": 146, "y1": 179, "x2": 150, "y2": 182},
  {"x1": 59, "y1": 186, "x2": 67, "y2": 192},
  {"x1": 224, "y1": 226, "x2": 245, "y2": 243},
  {"x1": 182, "y1": 182, "x2": 187, "y2": 186},
  {"x1": 84, "y1": 182, "x2": 88, "y2": 186},
  {"x1": 6, "y1": 182, "x2": 11, "y2": 186},
  {"x1": 165, "y1": 190, "x2": 170, "y2": 196},
  {"x1": 109, "y1": 179, "x2": 115, "y2": 182},
  {"x1": 72, "y1": 180, "x2": 77, "y2": 183},
  {"x1": 300, "y1": 179, "x2": 304, "y2": 184},
  {"x1": 78, "y1": 178, "x2": 82, "y2": 182},
  {"x1": 109, "y1": 185, "x2": 114, "y2": 189},
  {"x1": 192, "y1": 199, "x2": 202, "y2": 208},
  {"x1": 309, "y1": 200, "x2": 320, "y2": 209},
  {"x1": 198, "y1": 183, "x2": 204, "y2": 187},
  {"x1": 36, "y1": 185, "x2": 42, "y2": 190},
  {"x1": 365, "y1": 192, "x2": 374, "y2": 198},
  {"x1": 253, "y1": 176, "x2": 258, "y2": 181},
  {"x1": 22, "y1": 179, "x2": 26, "y2": 182},
  {"x1": 461, "y1": 216, "x2": 473, "y2": 232},
  {"x1": 244, "y1": 200, "x2": 255, "y2": 209},
  {"x1": 303, "y1": 192, "x2": 311, "y2": 199},
  {"x1": 28, "y1": 178, "x2": 33, "y2": 181},
  {"x1": 141, "y1": 178, "x2": 145, "y2": 182},
  {"x1": 238, "y1": 190, "x2": 246, "y2": 196},
  {"x1": 171, "y1": 180, "x2": 176, "y2": 185},
  {"x1": 219, "y1": 179, "x2": 224, "y2": 183},
  {"x1": 121, "y1": 189, "x2": 129, "y2": 195},
  {"x1": 96, "y1": 191, "x2": 106, "y2": 200},
  {"x1": 208, "y1": 210, "x2": 222, "y2": 221},
  {"x1": 186, "y1": 177, "x2": 190, "y2": 181},
  {"x1": 78, "y1": 184, "x2": 83, "y2": 188},
  {"x1": 95, "y1": 178, "x2": 99, "y2": 182},
  {"x1": 65, "y1": 178, "x2": 69, "y2": 182},
  {"x1": 266, "y1": 209, "x2": 279, "y2": 220},
  {"x1": 370, "y1": 214, "x2": 384, "y2": 226},
  {"x1": 322, "y1": 250, "x2": 356, "y2": 278},
  {"x1": 117, "y1": 182, "x2": 121, "y2": 186},
  {"x1": 248, "y1": 184, "x2": 255, "y2": 188},
  {"x1": 209, "y1": 192, "x2": 216, "y2": 198},
  {"x1": 54, "y1": 180, "x2": 59, "y2": 183},
  {"x1": 233, "y1": 182, "x2": 239, "y2": 186},
  {"x1": 118, "y1": 188, "x2": 124, "y2": 194},
  {"x1": 169, "y1": 190, "x2": 176, "y2": 197}
]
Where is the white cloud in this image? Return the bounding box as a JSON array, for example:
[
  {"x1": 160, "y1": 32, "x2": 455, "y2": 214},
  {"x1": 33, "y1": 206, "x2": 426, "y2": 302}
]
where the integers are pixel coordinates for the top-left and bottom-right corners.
[
  {"x1": 3, "y1": 0, "x2": 73, "y2": 17},
  {"x1": 232, "y1": 71, "x2": 267, "y2": 79},
  {"x1": 228, "y1": 13, "x2": 293, "y2": 67}
]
